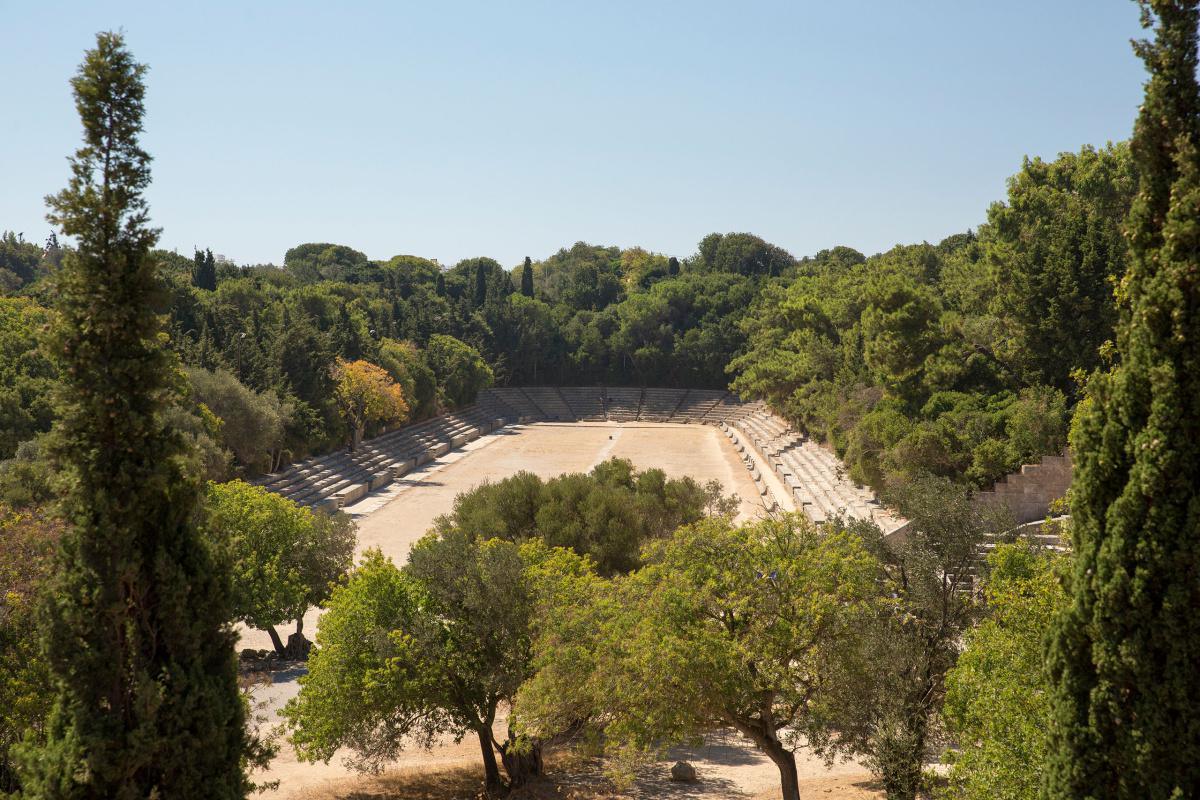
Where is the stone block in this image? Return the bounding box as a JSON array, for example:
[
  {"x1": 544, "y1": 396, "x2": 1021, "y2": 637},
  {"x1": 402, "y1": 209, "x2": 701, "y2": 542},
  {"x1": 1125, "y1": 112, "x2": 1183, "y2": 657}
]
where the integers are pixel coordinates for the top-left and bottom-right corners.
[
  {"x1": 311, "y1": 497, "x2": 340, "y2": 514},
  {"x1": 334, "y1": 482, "x2": 367, "y2": 507}
]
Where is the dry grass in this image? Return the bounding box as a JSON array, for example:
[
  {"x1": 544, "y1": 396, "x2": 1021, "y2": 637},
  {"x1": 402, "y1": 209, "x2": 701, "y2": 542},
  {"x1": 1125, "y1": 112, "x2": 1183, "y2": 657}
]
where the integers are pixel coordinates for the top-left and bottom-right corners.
[
  {"x1": 284, "y1": 763, "x2": 485, "y2": 800},
  {"x1": 239, "y1": 670, "x2": 274, "y2": 691}
]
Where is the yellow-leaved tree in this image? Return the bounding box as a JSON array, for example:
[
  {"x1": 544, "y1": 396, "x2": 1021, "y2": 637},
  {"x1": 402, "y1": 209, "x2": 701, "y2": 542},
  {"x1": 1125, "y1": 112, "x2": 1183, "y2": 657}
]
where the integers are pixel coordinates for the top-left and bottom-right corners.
[{"x1": 331, "y1": 359, "x2": 409, "y2": 450}]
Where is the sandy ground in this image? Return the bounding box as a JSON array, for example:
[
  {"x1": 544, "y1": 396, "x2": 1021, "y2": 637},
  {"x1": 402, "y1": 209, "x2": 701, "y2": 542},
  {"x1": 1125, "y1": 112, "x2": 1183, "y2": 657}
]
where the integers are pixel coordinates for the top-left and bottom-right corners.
[{"x1": 242, "y1": 421, "x2": 871, "y2": 799}]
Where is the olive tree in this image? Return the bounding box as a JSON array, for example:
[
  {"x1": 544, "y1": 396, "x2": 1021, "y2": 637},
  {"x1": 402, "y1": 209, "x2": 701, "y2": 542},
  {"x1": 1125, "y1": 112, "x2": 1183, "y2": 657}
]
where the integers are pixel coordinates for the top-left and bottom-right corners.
[
  {"x1": 205, "y1": 480, "x2": 355, "y2": 657},
  {"x1": 515, "y1": 514, "x2": 882, "y2": 800},
  {"x1": 285, "y1": 530, "x2": 538, "y2": 796}
]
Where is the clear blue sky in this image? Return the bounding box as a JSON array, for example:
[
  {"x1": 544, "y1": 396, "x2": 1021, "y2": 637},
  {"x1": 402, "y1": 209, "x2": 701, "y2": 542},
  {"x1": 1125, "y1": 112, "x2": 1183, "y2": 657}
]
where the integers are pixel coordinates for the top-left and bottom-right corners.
[{"x1": 3, "y1": 1, "x2": 1147, "y2": 268}]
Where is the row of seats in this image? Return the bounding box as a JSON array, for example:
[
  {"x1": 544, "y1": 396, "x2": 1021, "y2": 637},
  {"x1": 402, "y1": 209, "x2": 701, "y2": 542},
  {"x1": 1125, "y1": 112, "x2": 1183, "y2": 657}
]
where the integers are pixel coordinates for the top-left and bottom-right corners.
[
  {"x1": 559, "y1": 387, "x2": 606, "y2": 420},
  {"x1": 726, "y1": 412, "x2": 906, "y2": 533},
  {"x1": 726, "y1": 412, "x2": 1069, "y2": 594},
  {"x1": 255, "y1": 400, "x2": 509, "y2": 511},
  {"x1": 478, "y1": 386, "x2": 761, "y2": 424},
  {"x1": 641, "y1": 387, "x2": 684, "y2": 421}
]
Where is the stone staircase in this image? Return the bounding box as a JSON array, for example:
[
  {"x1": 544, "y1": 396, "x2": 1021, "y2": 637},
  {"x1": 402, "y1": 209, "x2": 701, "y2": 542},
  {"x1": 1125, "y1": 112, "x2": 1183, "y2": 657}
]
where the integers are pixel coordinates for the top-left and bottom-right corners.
[
  {"x1": 974, "y1": 452, "x2": 1072, "y2": 525},
  {"x1": 255, "y1": 401, "x2": 507, "y2": 512}
]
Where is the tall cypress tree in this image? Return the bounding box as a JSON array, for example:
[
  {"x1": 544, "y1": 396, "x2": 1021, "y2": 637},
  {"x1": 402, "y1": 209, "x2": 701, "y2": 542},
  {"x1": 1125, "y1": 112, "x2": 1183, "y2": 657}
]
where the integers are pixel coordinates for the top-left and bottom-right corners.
[
  {"x1": 191, "y1": 246, "x2": 216, "y2": 290},
  {"x1": 19, "y1": 32, "x2": 249, "y2": 799},
  {"x1": 474, "y1": 261, "x2": 488, "y2": 306},
  {"x1": 1045, "y1": 3, "x2": 1200, "y2": 797},
  {"x1": 204, "y1": 247, "x2": 217, "y2": 290},
  {"x1": 521, "y1": 255, "x2": 534, "y2": 297}
]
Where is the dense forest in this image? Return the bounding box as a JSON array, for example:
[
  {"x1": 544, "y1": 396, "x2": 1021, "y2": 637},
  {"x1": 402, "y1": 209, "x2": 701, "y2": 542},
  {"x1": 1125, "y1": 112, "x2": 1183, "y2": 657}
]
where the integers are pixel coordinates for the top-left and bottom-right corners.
[{"x1": 0, "y1": 141, "x2": 1130, "y2": 499}]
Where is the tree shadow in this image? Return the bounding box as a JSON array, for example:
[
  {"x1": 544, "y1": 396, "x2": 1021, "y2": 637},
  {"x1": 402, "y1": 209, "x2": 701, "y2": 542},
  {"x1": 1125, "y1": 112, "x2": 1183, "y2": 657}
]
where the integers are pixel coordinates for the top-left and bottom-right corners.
[
  {"x1": 394, "y1": 478, "x2": 446, "y2": 489},
  {"x1": 549, "y1": 754, "x2": 751, "y2": 799},
  {"x1": 269, "y1": 665, "x2": 308, "y2": 684}
]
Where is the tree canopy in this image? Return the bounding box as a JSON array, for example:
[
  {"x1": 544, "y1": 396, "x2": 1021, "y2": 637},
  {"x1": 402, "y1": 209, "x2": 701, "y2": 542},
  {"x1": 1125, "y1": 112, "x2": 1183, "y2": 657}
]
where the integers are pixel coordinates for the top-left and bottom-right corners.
[{"x1": 515, "y1": 514, "x2": 881, "y2": 800}]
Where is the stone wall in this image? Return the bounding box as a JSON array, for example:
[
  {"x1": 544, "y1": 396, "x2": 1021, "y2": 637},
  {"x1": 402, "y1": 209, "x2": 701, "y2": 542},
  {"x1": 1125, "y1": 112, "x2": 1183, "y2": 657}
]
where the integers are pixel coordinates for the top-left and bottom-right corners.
[{"x1": 974, "y1": 452, "x2": 1073, "y2": 524}]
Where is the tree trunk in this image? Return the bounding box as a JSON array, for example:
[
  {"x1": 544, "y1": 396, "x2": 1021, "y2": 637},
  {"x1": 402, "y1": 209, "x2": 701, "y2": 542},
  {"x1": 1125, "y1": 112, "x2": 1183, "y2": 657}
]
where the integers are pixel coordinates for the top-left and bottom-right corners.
[
  {"x1": 283, "y1": 617, "x2": 312, "y2": 660},
  {"x1": 350, "y1": 423, "x2": 364, "y2": 452},
  {"x1": 498, "y1": 727, "x2": 543, "y2": 788},
  {"x1": 476, "y1": 727, "x2": 504, "y2": 797},
  {"x1": 265, "y1": 625, "x2": 286, "y2": 656},
  {"x1": 761, "y1": 738, "x2": 800, "y2": 800},
  {"x1": 880, "y1": 707, "x2": 926, "y2": 800}
]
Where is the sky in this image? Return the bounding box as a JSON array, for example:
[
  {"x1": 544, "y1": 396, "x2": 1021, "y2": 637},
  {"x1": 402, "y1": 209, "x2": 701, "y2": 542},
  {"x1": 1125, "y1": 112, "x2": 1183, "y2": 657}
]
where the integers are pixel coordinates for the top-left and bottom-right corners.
[{"x1": 3, "y1": 1, "x2": 1148, "y2": 268}]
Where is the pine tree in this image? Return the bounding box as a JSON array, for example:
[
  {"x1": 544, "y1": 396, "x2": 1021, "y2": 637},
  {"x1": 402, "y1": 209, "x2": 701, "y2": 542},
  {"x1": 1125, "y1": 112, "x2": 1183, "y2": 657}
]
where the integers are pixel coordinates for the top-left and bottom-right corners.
[
  {"x1": 1045, "y1": 3, "x2": 1200, "y2": 797},
  {"x1": 521, "y1": 255, "x2": 534, "y2": 297},
  {"x1": 18, "y1": 32, "x2": 249, "y2": 799}
]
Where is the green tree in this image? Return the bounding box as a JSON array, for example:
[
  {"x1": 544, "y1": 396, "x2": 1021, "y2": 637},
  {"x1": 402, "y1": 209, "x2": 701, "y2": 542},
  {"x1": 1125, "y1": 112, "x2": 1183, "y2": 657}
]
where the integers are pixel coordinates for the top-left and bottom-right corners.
[
  {"x1": 0, "y1": 232, "x2": 43, "y2": 291},
  {"x1": 516, "y1": 514, "x2": 881, "y2": 800},
  {"x1": 286, "y1": 534, "x2": 538, "y2": 795},
  {"x1": 815, "y1": 476, "x2": 1010, "y2": 800},
  {"x1": 205, "y1": 480, "x2": 355, "y2": 657},
  {"x1": 942, "y1": 542, "x2": 1067, "y2": 800},
  {"x1": 696, "y1": 232, "x2": 795, "y2": 276},
  {"x1": 283, "y1": 243, "x2": 370, "y2": 283},
  {"x1": 376, "y1": 338, "x2": 438, "y2": 420},
  {"x1": 186, "y1": 366, "x2": 293, "y2": 473},
  {"x1": 435, "y1": 458, "x2": 729, "y2": 576},
  {"x1": 0, "y1": 507, "x2": 62, "y2": 794},
  {"x1": 520, "y1": 255, "x2": 534, "y2": 297},
  {"x1": 0, "y1": 296, "x2": 56, "y2": 460},
  {"x1": 425, "y1": 333, "x2": 493, "y2": 408},
  {"x1": 193, "y1": 246, "x2": 217, "y2": 291},
  {"x1": 981, "y1": 145, "x2": 1134, "y2": 393},
  {"x1": 1045, "y1": 3, "x2": 1200, "y2": 797},
  {"x1": 474, "y1": 261, "x2": 488, "y2": 306},
  {"x1": 18, "y1": 32, "x2": 250, "y2": 799}
]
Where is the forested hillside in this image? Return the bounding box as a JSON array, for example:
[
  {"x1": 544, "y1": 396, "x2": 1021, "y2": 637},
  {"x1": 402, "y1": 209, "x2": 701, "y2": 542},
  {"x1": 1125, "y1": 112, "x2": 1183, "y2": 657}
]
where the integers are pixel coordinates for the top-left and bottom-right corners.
[
  {"x1": 734, "y1": 143, "x2": 1133, "y2": 491},
  {"x1": 0, "y1": 144, "x2": 1131, "y2": 495}
]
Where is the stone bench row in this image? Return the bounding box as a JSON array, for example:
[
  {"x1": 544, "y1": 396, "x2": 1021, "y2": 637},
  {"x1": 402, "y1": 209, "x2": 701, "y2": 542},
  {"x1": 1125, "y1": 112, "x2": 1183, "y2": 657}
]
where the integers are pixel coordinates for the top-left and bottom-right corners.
[
  {"x1": 722, "y1": 425, "x2": 779, "y2": 513},
  {"x1": 726, "y1": 416, "x2": 889, "y2": 530},
  {"x1": 258, "y1": 404, "x2": 509, "y2": 509}
]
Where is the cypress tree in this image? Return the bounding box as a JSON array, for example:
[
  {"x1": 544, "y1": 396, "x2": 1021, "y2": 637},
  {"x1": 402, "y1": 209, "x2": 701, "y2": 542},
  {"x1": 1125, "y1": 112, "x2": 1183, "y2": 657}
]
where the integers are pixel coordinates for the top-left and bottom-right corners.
[
  {"x1": 521, "y1": 255, "x2": 534, "y2": 296},
  {"x1": 192, "y1": 246, "x2": 216, "y2": 291},
  {"x1": 193, "y1": 247, "x2": 205, "y2": 287},
  {"x1": 1045, "y1": 3, "x2": 1200, "y2": 797},
  {"x1": 204, "y1": 247, "x2": 217, "y2": 290},
  {"x1": 436, "y1": 271, "x2": 446, "y2": 297},
  {"x1": 474, "y1": 261, "x2": 488, "y2": 306},
  {"x1": 19, "y1": 32, "x2": 249, "y2": 799},
  {"x1": 668, "y1": 255, "x2": 680, "y2": 276}
]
